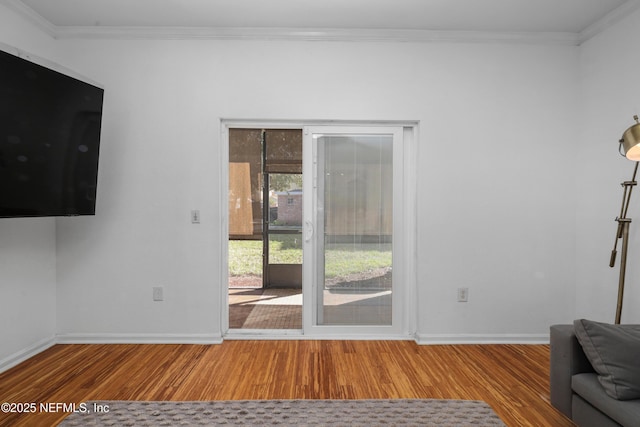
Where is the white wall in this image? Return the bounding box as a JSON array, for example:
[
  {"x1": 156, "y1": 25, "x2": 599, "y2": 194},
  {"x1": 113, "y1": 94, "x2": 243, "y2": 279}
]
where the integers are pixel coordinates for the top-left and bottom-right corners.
[
  {"x1": 1, "y1": 1, "x2": 598, "y2": 351},
  {"x1": 577, "y1": 7, "x2": 640, "y2": 324},
  {"x1": 417, "y1": 44, "x2": 579, "y2": 339},
  {"x1": 0, "y1": 4, "x2": 60, "y2": 369},
  {"x1": 48, "y1": 37, "x2": 580, "y2": 342}
]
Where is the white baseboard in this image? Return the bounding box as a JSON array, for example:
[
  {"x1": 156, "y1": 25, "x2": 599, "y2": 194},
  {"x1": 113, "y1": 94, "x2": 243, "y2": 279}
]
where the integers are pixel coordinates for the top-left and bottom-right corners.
[
  {"x1": 414, "y1": 333, "x2": 549, "y2": 345},
  {"x1": 0, "y1": 336, "x2": 56, "y2": 374},
  {"x1": 55, "y1": 332, "x2": 223, "y2": 345}
]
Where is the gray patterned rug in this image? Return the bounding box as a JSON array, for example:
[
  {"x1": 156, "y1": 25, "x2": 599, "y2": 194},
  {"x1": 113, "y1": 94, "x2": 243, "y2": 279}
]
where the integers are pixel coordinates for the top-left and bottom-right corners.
[{"x1": 58, "y1": 399, "x2": 506, "y2": 426}]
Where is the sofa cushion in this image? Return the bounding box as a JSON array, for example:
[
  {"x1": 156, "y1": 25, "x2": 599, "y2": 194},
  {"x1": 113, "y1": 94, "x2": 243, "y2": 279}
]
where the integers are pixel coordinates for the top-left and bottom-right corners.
[
  {"x1": 574, "y1": 319, "x2": 640, "y2": 400},
  {"x1": 572, "y1": 373, "x2": 640, "y2": 427}
]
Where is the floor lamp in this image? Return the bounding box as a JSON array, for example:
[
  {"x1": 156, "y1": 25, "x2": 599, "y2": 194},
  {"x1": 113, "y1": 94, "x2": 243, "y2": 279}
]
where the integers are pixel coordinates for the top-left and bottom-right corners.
[{"x1": 610, "y1": 116, "x2": 640, "y2": 324}]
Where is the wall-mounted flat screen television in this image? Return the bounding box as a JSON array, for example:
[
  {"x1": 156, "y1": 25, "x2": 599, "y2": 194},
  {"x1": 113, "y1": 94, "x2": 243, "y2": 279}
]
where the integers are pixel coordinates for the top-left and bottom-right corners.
[{"x1": 0, "y1": 48, "x2": 104, "y2": 218}]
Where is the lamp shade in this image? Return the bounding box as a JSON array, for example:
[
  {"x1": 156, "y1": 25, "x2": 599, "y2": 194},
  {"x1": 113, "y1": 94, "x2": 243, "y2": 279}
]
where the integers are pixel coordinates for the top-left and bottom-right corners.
[{"x1": 622, "y1": 122, "x2": 640, "y2": 161}]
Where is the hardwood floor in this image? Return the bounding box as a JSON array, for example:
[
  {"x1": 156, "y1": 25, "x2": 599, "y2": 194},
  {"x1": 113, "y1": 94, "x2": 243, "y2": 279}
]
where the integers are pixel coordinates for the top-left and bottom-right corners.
[{"x1": 0, "y1": 341, "x2": 574, "y2": 426}]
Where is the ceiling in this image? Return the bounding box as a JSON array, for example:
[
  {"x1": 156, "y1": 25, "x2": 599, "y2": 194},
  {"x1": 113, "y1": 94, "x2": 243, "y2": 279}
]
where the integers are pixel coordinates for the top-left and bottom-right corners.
[{"x1": 5, "y1": 0, "x2": 640, "y2": 43}]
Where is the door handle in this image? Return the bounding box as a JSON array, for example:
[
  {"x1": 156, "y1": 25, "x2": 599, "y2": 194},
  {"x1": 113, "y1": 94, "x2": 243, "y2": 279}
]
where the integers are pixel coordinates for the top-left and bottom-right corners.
[{"x1": 304, "y1": 221, "x2": 314, "y2": 242}]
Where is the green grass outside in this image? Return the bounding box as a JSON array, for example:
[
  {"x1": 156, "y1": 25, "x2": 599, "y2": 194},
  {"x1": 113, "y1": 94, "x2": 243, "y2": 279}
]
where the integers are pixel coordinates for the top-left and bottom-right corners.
[
  {"x1": 228, "y1": 239, "x2": 263, "y2": 276},
  {"x1": 229, "y1": 235, "x2": 391, "y2": 279}
]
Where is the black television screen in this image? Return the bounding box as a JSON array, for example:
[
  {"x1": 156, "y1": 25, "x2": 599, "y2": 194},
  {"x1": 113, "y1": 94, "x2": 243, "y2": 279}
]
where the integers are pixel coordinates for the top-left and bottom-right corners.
[{"x1": 0, "y1": 48, "x2": 104, "y2": 218}]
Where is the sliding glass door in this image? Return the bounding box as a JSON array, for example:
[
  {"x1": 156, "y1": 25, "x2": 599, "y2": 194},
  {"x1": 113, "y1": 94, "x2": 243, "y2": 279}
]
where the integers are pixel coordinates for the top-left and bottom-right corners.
[
  {"x1": 303, "y1": 126, "x2": 405, "y2": 336},
  {"x1": 223, "y1": 122, "x2": 413, "y2": 337}
]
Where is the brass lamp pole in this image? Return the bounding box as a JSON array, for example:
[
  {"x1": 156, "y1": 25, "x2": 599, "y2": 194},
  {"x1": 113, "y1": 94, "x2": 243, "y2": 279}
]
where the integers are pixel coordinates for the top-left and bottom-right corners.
[
  {"x1": 609, "y1": 162, "x2": 638, "y2": 324},
  {"x1": 610, "y1": 115, "x2": 640, "y2": 324}
]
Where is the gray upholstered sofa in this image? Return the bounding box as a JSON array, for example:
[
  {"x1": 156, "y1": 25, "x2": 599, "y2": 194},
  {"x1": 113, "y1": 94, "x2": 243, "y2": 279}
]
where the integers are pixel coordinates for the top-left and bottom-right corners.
[{"x1": 550, "y1": 321, "x2": 640, "y2": 427}]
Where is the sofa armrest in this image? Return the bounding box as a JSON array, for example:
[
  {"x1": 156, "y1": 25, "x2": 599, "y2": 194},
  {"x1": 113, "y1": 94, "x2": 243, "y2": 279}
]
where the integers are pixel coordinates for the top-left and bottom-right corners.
[{"x1": 550, "y1": 324, "x2": 595, "y2": 418}]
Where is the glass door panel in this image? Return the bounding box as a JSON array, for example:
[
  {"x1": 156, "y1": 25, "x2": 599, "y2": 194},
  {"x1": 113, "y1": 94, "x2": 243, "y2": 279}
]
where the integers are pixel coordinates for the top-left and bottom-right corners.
[
  {"x1": 319, "y1": 134, "x2": 393, "y2": 325},
  {"x1": 303, "y1": 126, "x2": 403, "y2": 335}
]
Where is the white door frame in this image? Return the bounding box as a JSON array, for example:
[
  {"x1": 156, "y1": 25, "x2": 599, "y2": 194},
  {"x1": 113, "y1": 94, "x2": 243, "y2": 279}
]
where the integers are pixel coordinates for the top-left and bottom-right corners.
[{"x1": 220, "y1": 120, "x2": 417, "y2": 340}]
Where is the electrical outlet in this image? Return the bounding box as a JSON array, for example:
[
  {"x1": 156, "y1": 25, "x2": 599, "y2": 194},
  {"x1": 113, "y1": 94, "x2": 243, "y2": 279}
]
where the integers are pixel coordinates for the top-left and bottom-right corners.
[
  {"x1": 457, "y1": 287, "x2": 469, "y2": 302},
  {"x1": 153, "y1": 287, "x2": 164, "y2": 301}
]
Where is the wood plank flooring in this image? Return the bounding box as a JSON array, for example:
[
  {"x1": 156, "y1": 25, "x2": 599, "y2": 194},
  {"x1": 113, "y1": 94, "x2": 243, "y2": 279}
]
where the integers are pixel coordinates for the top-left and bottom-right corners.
[{"x1": 0, "y1": 341, "x2": 574, "y2": 427}]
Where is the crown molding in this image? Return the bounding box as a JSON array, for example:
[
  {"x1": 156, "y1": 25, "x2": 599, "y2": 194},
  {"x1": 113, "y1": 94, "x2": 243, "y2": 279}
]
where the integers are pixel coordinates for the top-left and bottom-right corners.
[
  {"x1": 52, "y1": 26, "x2": 580, "y2": 45},
  {"x1": 578, "y1": 0, "x2": 640, "y2": 45},
  {"x1": 0, "y1": 0, "x2": 579, "y2": 45},
  {"x1": 5, "y1": 0, "x2": 635, "y2": 46},
  {"x1": 2, "y1": 0, "x2": 57, "y2": 37}
]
